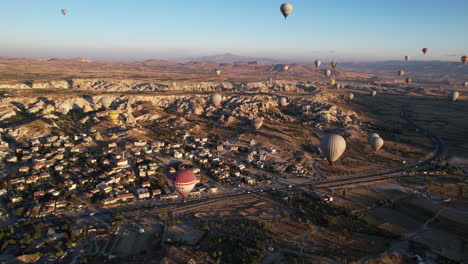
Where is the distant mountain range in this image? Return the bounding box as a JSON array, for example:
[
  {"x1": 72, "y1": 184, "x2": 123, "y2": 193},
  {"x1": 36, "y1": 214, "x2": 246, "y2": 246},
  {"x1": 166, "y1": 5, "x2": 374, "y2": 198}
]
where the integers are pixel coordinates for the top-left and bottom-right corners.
[{"x1": 178, "y1": 53, "x2": 283, "y2": 64}]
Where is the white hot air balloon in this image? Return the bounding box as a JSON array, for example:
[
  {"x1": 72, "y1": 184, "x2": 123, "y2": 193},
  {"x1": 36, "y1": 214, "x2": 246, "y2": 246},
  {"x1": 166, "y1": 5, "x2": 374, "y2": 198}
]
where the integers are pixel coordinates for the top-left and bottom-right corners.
[
  {"x1": 324, "y1": 70, "x2": 332, "y2": 77},
  {"x1": 320, "y1": 134, "x2": 346, "y2": 165},
  {"x1": 449, "y1": 91, "x2": 459, "y2": 102},
  {"x1": 210, "y1": 93, "x2": 222, "y2": 107},
  {"x1": 215, "y1": 69, "x2": 221, "y2": 75},
  {"x1": 370, "y1": 90, "x2": 377, "y2": 96},
  {"x1": 370, "y1": 137, "x2": 384, "y2": 152},
  {"x1": 464, "y1": 82, "x2": 468, "y2": 87},
  {"x1": 278, "y1": 97, "x2": 288, "y2": 107},
  {"x1": 367, "y1": 133, "x2": 380, "y2": 142},
  {"x1": 280, "y1": 3, "x2": 293, "y2": 19},
  {"x1": 314, "y1": 60, "x2": 321, "y2": 68}
]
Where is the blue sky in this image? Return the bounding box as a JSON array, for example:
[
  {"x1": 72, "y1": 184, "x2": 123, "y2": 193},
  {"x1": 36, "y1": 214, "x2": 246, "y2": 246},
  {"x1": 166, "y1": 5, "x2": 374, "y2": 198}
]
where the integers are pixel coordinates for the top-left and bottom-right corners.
[{"x1": 0, "y1": 0, "x2": 467, "y2": 62}]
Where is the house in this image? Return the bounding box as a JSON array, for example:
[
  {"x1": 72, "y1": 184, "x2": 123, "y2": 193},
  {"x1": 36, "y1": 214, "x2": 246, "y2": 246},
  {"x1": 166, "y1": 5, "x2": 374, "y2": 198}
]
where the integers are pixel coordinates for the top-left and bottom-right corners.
[
  {"x1": 116, "y1": 159, "x2": 129, "y2": 167},
  {"x1": 117, "y1": 193, "x2": 134, "y2": 202},
  {"x1": 137, "y1": 188, "x2": 151, "y2": 199},
  {"x1": 142, "y1": 181, "x2": 151, "y2": 188}
]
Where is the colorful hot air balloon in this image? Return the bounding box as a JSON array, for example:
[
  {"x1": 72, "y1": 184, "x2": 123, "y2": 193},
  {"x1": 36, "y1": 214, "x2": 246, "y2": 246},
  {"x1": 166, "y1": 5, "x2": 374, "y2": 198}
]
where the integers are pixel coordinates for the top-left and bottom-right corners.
[
  {"x1": 210, "y1": 93, "x2": 222, "y2": 107},
  {"x1": 370, "y1": 90, "x2": 377, "y2": 97},
  {"x1": 331, "y1": 61, "x2": 338, "y2": 69},
  {"x1": 278, "y1": 97, "x2": 288, "y2": 107},
  {"x1": 215, "y1": 69, "x2": 221, "y2": 75},
  {"x1": 61, "y1": 9, "x2": 67, "y2": 15},
  {"x1": 280, "y1": 3, "x2": 293, "y2": 19},
  {"x1": 101, "y1": 96, "x2": 113, "y2": 109},
  {"x1": 422, "y1": 48, "x2": 428, "y2": 54},
  {"x1": 283, "y1": 65, "x2": 289, "y2": 71},
  {"x1": 320, "y1": 134, "x2": 346, "y2": 165},
  {"x1": 172, "y1": 169, "x2": 197, "y2": 199},
  {"x1": 449, "y1": 91, "x2": 459, "y2": 102},
  {"x1": 461, "y1": 56, "x2": 468, "y2": 64},
  {"x1": 405, "y1": 56, "x2": 410, "y2": 62},
  {"x1": 324, "y1": 69, "x2": 332, "y2": 77},
  {"x1": 251, "y1": 117, "x2": 263, "y2": 130},
  {"x1": 370, "y1": 137, "x2": 384, "y2": 152},
  {"x1": 315, "y1": 60, "x2": 321, "y2": 68},
  {"x1": 367, "y1": 133, "x2": 380, "y2": 142},
  {"x1": 108, "y1": 110, "x2": 119, "y2": 122},
  {"x1": 329, "y1": 79, "x2": 336, "y2": 86},
  {"x1": 348, "y1": 93, "x2": 354, "y2": 100},
  {"x1": 405, "y1": 78, "x2": 412, "y2": 84},
  {"x1": 398, "y1": 70, "x2": 405, "y2": 76}
]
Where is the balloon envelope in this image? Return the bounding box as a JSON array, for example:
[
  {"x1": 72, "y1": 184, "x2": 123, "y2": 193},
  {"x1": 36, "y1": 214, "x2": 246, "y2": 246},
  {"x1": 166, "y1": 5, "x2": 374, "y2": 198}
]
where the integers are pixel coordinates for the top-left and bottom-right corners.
[
  {"x1": 331, "y1": 61, "x2": 338, "y2": 69},
  {"x1": 211, "y1": 93, "x2": 222, "y2": 107},
  {"x1": 283, "y1": 65, "x2": 289, "y2": 71},
  {"x1": 398, "y1": 70, "x2": 405, "y2": 76},
  {"x1": 324, "y1": 70, "x2": 332, "y2": 77},
  {"x1": 278, "y1": 97, "x2": 288, "y2": 107},
  {"x1": 422, "y1": 48, "x2": 428, "y2": 54},
  {"x1": 348, "y1": 93, "x2": 354, "y2": 100},
  {"x1": 280, "y1": 3, "x2": 293, "y2": 19},
  {"x1": 108, "y1": 110, "x2": 119, "y2": 121},
  {"x1": 315, "y1": 60, "x2": 321, "y2": 68},
  {"x1": 370, "y1": 91, "x2": 377, "y2": 96},
  {"x1": 320, "y1": 134, "x2": 346, "y2": 165},
  {"x1": 329, "y1": 79, "x2": 336, "y2": 86},
  {"x1": 61, "y1": 9, "x2": 67, "y2": 15},
  {"x1": 367, "y1": 133, "x2": 380, "y2": 142},
  {"x1": 461, "y1": 56, "x2": 468, "y2": 64},
  {"x1": 252, "y1": 117, "x2": 263, "y2": 130},
  {"x1": 464, "y1": 82, "x2": 468, "y2": 87},
  {"x1": 173, "y1": 169, "x2": 197, "y2": 199},
  {"x1": 405, "y1": 56, "x2": 410, "y2": 62},
  {"x1": 215, "y1": 69, "x2": 221, "y2": 75},
  {"x1": 405, "y1": 78, "x2": 412, "y2": 84},
  {"x1": 449, "y1": 91, "x2": 459, "y2": 102},
  {"x1": 370, "y1": 137, "x2": 384, "y2": 152}
]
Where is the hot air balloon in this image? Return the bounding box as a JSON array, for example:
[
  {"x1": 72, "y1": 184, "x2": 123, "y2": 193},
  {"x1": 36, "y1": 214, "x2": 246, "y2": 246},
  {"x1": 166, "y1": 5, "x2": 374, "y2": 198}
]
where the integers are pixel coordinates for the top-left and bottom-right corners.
[
  {"x1": 367, "y1": 133, "x2": 380, "y2": 142},
  {"x1": 422, "y1": 48, "x2": 428, "y2": 54},
  {"x1": 210, "y1": 93, "x2": 222, "y2": 107},
  {"x1": 331, "y1": 61, "x2": 338, "y2": 69},
  {"x1": 329, "y1": 79, "x2": 336, "y2": 86},
  {"x1": 315, "y1": 60, "x2": 321, "y2": 68},
  {"x1": 404, "y1": 56, "x2": 410, "y2": 62},
  {"x1": 333, "y1": 83, "x2": 341, "y2": 89},
  {"x1": 215, "y1": 69, "x2": 221, "y2": 75},
  {"x1": 320, "y1": 134, "x2": 346, "y2": 165},
  {"x1": 370, "y1": 90, "x2": 377, "y2": 97},
  {"x1": 324, "y1": 70, "x2": 332, "y2": 77},
  {"x1": 283, "y1": 65, "x2": 289, "y2": 71},
  {"x1": 461, "y1": 56, "x2": 468, "y2": 64},
  {"x1": 172, "y1": 169, "x2": 197, "y2": 199},
  {"x1": 101, "y1": 96, "x2": 113, "y2": 109},
  {"x1": 464, "y1": 82, "x2": 468, "y2": 87},
  {"x1": 280, "y1": 3, "x2": 293, "y2": 19},
  {"x1": 61, "y1": 9, "x2": 67, "y2": 15},
  {"x1": 370, "y1": 137, "x2": 384, "y2": 152},
  {"x1": 108, "y1": 110, "x2": 119, "y2": 122},
  {"x1": 278, "y1": 97, "x2": 288, "y2": 107},
  {"x1": 348, "y1": 93, "x2": 354, "y2": 100},
  {"x1": 449, "y1": 91, "x2": 459, "y2": 102},
  {"x1": 398, "y1": 70, "x2": 405, "y2": 76},
  {"x1": 405, "y1": 78, "x2": 412, "y2": 84},
  {"x1": 251, "y1": 117, "x2": 263, "y2": 130}
]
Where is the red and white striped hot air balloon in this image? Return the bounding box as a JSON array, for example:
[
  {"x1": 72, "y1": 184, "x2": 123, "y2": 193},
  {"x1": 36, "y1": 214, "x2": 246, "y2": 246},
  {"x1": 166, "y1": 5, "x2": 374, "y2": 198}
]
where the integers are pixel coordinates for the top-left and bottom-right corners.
[
  {"x1": 172, "y1": 169, "x2": 197, "y2": 199},
  {"x1": 251, "y1": 117, "x2": 263, "y2": 130}
]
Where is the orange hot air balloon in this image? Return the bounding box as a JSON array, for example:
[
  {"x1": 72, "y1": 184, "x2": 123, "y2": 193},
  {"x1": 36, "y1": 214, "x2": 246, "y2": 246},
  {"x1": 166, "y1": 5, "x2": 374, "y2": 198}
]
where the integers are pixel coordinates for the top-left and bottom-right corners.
[
  {"x1": 398, "y1": 70, "x2": 405, "y2": 76},
  {"x1": 283, "y1": 65, "x2": 289, "y2": 71},
  {"x1": 422, "y1": 48, "x2": 428, "y2": 54},
  {"x1": 461, "y1": 56, "x2": 468, "y2": 64}
]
